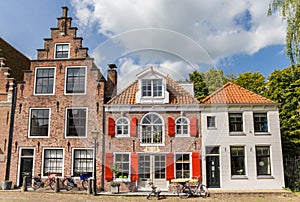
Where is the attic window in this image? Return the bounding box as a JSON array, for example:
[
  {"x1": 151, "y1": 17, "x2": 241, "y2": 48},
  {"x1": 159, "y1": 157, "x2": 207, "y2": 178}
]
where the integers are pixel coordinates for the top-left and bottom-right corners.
[
  {"x1": 142, "y1": 79, "x2": 162, "y2": 97},
  {"x1": 55, "y1": 43, "x2": 70, "y2": 59}
]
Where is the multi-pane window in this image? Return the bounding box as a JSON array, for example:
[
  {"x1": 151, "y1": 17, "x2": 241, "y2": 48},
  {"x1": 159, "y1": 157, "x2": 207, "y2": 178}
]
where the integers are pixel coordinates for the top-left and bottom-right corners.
[
  {"x1": 66, "y1": 108, "x2": 87, "y2": 137},
  {"x1": 229, "y1": 113, "x2": 243, "y2": 132},
  {"x1": 35, "y1": 68, "x2": 55, "y2": 94},
  {"x1": 207, "y1": 116, "x2": 216, "y2": 128},
  {"x1": 176, "y1": 117, "x2": 189, "y2": 136},
  {"x1": 142, "y1": 79, "x2": 162, "y2": 97},
  {"x1": 138, "y1": 155, "x2": 150, "y2": 179},
  {"x1": 73, "y1": 149, "x2": 93, "y2": 177},
  {"x1": 114, "y1": 153, "x2": 130, "y2": 180},
  {"x1": 43, "y1": 149, "x2": 63, "y2": 176},
  {"x1": 141, "y1": 113, "x2": 163, "y2": 144},
  {"x1": 254, "y1": 113, "x2": 268, "y2": 132},
  {"x1": 29, "y1": 109, "x2": 50, "y2": 137},
  {"x1": 256, "y1": 146, "x2": 271, "y2": 175},
  {"x1": 230, "y1": 146, "x2": 245, "y2": 175},
  {"x1": 175, "y1": 153, "x2": 190, "y2": 179},
  {"x1": 154, "y1": 155, "x2": 165, "y2": 179},
  {"x1": 116, "y1": 117, "x2": 129, "y2": 136},
  {"x1": 55, "y1": 43, "x2": 69, "y2": 59},
  {"x1": 65, "y1": 67, "x2": 86, "y2": 94}
]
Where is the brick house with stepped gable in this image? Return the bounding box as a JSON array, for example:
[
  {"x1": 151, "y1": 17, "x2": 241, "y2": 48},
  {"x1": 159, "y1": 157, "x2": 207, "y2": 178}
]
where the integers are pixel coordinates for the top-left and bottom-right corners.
[
  {"x1": 200, "y1": 82, "x2": 285, "y2": 190},
  {"x1": 8, "y1": 7, "x2": 105, "y2": 188}
]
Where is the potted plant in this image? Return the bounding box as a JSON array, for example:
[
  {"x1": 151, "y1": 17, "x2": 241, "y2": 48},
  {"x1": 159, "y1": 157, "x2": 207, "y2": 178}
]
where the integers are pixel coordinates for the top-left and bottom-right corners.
[
  {"x1": 110, "y1": 163, "x2": 121, "y2": 193},
  {"x1": 2, "y1": 180, "x2": 12, "y2": 190}
]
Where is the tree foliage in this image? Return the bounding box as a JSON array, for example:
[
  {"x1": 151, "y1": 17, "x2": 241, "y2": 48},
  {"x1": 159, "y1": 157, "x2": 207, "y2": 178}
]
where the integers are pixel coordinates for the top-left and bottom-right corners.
[
  {"x1": 268, "y1": 0, "x2": 300, "y2": 65},
  {"x1": 203, "y1": 67, "x2": 225, "y2": 93},
  {"x1": 188, "y1": 70, "x2": 209, "y2": 100},
  {"x1": 234, "y1": 72, "x2": 266, "y2": 95}
]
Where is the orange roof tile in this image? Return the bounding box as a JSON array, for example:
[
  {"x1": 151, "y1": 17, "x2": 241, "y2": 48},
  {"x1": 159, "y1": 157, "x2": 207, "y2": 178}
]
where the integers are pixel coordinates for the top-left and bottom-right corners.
[
  {"x1": 107, "y1": 76, "x2": 199, "y2": 105},
  {"x1": 201, "y1": 82, "x2": 275, "y2": 104}
]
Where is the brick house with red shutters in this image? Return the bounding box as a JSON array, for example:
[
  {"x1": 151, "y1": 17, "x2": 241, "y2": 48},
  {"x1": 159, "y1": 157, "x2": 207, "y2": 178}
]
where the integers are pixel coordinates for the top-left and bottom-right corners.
[
  {"x1": 103, "y1": 66, "x2": 201, "y2": 192},
  {"x1": 8, "y1": 7, "x2": 105, "y2": 188}
]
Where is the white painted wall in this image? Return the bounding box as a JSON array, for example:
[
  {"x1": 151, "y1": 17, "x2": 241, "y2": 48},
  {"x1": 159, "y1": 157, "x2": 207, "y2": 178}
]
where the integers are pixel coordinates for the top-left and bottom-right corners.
[{"x1": 201, "y1": 105, "x2": 285, "y2": 190}]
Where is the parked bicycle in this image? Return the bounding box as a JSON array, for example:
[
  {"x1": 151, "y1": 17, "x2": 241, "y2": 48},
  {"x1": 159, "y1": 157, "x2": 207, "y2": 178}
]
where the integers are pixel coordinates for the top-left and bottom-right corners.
[
  {"x1": 32, "y1": 173, "x2": 57, "y2": 190},
  {"x1": 146, "y1": 181, "x2": 161, "y2": 200},
  {"x1": 176, "y1": 177, "x2": 209, "y2": 198},
  {"x1": 62, "y1": 173, "x2": 90, "y2": 191}
]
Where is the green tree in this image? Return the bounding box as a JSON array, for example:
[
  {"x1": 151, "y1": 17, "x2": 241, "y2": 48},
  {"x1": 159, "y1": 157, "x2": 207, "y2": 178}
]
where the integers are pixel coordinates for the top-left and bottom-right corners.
[
  {"x1": 268, "y1": 0, "x2": 300, "y2": 65},
  {"x1": 234, "y1": 72, "x2": 266, "y2": 95},
  {"x1": 203, "y1": 67, "x2": 225, "y2": 93},
  {"x1": 188, "y1": 71, "x2": 209, "y2": 100}
]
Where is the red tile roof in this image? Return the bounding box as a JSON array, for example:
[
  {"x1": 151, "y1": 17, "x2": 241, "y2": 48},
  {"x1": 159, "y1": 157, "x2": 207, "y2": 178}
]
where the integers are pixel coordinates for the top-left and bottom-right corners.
[
  {"x1": 107, "y1": 76, "x2": 199, "y2": 104},
  {"x1": 201, "y1": 82, "x2": 275, "y2": 104}
]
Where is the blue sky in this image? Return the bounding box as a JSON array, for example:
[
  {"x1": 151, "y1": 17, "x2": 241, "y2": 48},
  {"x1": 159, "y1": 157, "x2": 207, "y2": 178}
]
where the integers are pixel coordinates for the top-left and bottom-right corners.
[{"x1": 0, "y1": 0, "x2": 290, "y2": 86}]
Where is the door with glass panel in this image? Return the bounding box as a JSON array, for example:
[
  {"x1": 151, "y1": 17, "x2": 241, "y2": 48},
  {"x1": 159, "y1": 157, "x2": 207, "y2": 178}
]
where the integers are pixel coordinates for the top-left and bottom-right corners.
[
  {"x1": 206, "y1": 146, "x2": 220, "y2": 188},
  {"x1": 19, "y1": 148, "x2": 34, "y2": 186},
  {"x1": 138, "y1": 154, "x2": 167, "y2": 191}
]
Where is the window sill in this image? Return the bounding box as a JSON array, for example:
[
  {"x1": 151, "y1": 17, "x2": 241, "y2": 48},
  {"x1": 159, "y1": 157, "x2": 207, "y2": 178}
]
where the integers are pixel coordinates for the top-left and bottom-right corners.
[
  {"x1": 229, "y1": 132, "x2": 246, "y2": 136},
  {"x1": 207, "y1": 127, "x2": 217, "y2": 130},
  {"x1": 115, "y1": 179, "x2": 130, "y2": 183},
  {"x1": 175, "y1": 135, "x2": 190, "y2": 137},
  {"x1": 28, "y1": 136, "x2": 50, "y2": 138},
  {"x1": 254, "y1": 132, "x2": 271, "y2": 136},
  {"x1": 257, "y1": 175, "x2": 274, "y2": 179},
  {"x1": 115, "y1": 135, "x2": 130, "y2": 138},
  {"x1": 231, "y1": 175, "x2": 248, "y2": 180}
]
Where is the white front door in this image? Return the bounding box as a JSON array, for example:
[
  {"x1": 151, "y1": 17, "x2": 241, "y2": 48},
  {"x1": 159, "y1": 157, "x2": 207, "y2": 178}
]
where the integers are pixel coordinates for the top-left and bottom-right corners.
[{"x1": 137, "y1": 154, "x2": 168, "y2": 191}]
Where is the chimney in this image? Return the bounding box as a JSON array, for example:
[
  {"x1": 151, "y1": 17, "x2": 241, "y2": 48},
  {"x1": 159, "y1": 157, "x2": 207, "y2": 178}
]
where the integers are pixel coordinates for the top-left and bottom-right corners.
[
  {"x1": 106, "y1": 64, "x2": 117, "y2": 98},
  {"x1": 62, "y1": 6, "x2": 68, "y2": 18}
]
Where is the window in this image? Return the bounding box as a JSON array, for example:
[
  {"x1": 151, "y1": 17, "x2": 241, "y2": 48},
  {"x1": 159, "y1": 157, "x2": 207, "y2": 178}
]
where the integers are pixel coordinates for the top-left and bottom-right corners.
[
  {"x1": 114, "y1": 153, "x2": 130, "y2": 181},
  {"x1": 256, "y1": 146, "x2": 271, "y2": 175},
  {"x1": 66, "y1": 108, "x2": 87, "y2": 137},
  {"x1": 230, "y1": 146, "x2": 245, "y2": 175},
  {"x1": 29, "y1": 109, "x2": 50, "y2": 137},
  {"x1": 65, "y1": 67, "x2": 86, "y2": 94},
  {"x1": 34, "y1": 68, "x2": 55, "y2": 95},
  {"x1": 207, "y1": 116, "x2": 215, "y2": 128},
  {"x1": 142, "y1": 79, "x2": 162, "y2": 97},
  {"x1": 175, "y1": 117, "x2": 189, "y2": 136},
  {"x1": 141, "y1": 113, "x2": 163, "y2": 145},
  {"x1": 43, "y1": 149, "x2": 63, "y2": 176},
  {"x1": 229, "y1": 113, "x2": 243, "y2": 132},
  {"x1": 175, "y1": 153, "x2": 190, "y2": 179},
  {"x1": 116, "y1": 117, "x2": 129, "y2": 137},
  {"x1": 55, "y1": 43, "x2": 69, "y2": 59},
  {"x1": 154, "y1": 155, "x2": 166, "y2": 179},
  {"x1": 73, "y1": 149, "x2": 93, "y2": 177},
  {"x1": 254, "y1": 113, "x2": 268, "y2": 132}
]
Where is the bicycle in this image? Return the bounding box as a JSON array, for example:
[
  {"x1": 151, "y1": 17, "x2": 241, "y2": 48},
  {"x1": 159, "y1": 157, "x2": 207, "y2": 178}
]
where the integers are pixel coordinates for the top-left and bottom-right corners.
[
  {"x1": 62, "y1": 173, "x2": 90, "y2": 191},
  {"x1": 32, "y1": 173, "x2": 57, "y2": 190},
  {"x1": 146, "y1": 181, "x2": 161, "y2": 200},
  {"x1": 176, "y1": 178, "x2": 209, "y2": 198}
]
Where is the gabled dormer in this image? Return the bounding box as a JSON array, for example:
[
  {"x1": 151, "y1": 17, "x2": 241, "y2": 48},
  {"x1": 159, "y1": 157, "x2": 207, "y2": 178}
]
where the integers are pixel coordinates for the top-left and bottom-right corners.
[{"x1": 135, "y1": 66, "x2": 169, "y2": 104}]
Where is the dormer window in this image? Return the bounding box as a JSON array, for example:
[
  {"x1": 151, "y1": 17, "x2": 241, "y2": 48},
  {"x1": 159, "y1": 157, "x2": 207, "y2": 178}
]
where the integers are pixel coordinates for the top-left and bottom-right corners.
[
  {"x1": 55, "y1": 43, "x2": 70, "y2": 59},
  {"x1": 142, "y1": 79, "x2": 162, "y2": 97}
]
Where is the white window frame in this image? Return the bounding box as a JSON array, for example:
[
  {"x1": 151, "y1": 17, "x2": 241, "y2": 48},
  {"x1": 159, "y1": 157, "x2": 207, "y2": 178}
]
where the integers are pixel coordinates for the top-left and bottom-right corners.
[
  {"x1": 54, "y1": 43, "x2": 70, "y2": 59},
  {"x1": 141, "y1": 79, "x2": 163, "y2": 98},
  {"x1": 115, "y1": 117, "x2": 130, "y2": 137},
  {"x1": 207, "y1": 116, "x2": 216, "y2": 129},
  {"x1": 175, "y1": 117, "x2": 190, "y2": 137},
  {"x1": 65, "y1": 107, "x2": 88, "y2": 138},
  {"x1": 71, "y1": 148, "x2": 95, "y2": 179},
  {"x1": 114, "y1": 152, "x2": 131, "y2": 182},
  {"x1": 17, "y1": 147, "x2": 35, "y2": 186},
  {"x1": 34, "y1": 67, "x2": 56, "y2": 95},
  {"x1": 42, "y1": 148, "x2": 64, "y2": 178},
  {"x1": 140, "y1": 112, "x2": 164, "y2": 146},
  {"x1": 64, "y1": 66, "x2": 87, "y2": 95},
  {"x1": 28, "y1": 108, "x2": 51, "y2": 138},
  {"x1": 230, "y1": 145, "x2": 248, "y2": 179},
  {"x1": 174, "y1": 152, "x2": 192, "y2": 179},
  {"x1": 255, "y1": 145, "x2": 273, "y2": 178}
]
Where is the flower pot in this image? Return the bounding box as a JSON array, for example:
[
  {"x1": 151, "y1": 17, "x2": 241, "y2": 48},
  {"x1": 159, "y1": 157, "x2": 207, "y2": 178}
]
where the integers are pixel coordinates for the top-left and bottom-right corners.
[
  {"x1": 2, "y1": 181, "x2": 12, "y2": 190},
  {"x1": 111, "y1": 185, "x2": 119, "y2": 194}
]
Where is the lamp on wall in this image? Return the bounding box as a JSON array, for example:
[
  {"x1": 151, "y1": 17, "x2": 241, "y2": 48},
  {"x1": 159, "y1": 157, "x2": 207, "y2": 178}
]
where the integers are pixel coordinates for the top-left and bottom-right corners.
[{"x1": 91, "y1": 128, "x2": 99, "y2": 196}]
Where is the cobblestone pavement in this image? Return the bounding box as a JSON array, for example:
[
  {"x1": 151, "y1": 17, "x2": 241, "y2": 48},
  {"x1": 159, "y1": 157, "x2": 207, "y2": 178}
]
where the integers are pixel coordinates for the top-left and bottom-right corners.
[{"x1": 0, "y1": 190, "x2": 299, "y2": 202}]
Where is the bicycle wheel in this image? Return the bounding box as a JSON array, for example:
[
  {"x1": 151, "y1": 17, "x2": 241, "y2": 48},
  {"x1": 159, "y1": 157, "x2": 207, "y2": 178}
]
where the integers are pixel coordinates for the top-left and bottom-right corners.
[
  {"x1": 200, "y1": 185, "x2": 209, "y2": 198},
  {"x1": 49, "y1": 179, "x2": 56, "y2": 190},
  {"x1": 81, "y1": 180, "x2": 88, "y2": 190},
  {"x1": 32, "y1": 181, "x2": 40, "y2": 190},
  {"x1": 63, "y1": 179, "x2": 73, "y2": 191},
  {"x1": 179, "y1": 187, "x2": 191, "y2": 198}
]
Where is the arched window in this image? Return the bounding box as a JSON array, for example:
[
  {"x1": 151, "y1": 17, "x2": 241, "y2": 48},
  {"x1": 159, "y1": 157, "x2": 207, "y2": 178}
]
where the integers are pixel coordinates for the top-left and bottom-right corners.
[
  {"x1": 175, "y1": 117, "x2": 189, "y2": 136},
  {"x1": 141, "y1": 113, "x2": 163, "y2": 144},
  {"x1": 116, "y1": 117, "x2": 129, "y2": 137}
]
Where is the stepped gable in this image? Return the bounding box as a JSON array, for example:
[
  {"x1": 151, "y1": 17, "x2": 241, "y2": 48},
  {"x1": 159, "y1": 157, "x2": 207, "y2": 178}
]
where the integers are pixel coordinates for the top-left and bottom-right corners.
[
  {"x1": 107, "y1": 76, "x2": 199, "y2": 105},
  {"x1": 201, "y1": 82, "x2": 275, "y2": 104}
]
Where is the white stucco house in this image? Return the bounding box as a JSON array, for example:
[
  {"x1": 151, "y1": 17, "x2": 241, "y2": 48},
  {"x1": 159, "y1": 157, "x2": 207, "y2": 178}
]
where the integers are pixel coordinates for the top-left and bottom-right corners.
[{"x1": 200, "y1": 82, "x2": 285, "y2": 190}]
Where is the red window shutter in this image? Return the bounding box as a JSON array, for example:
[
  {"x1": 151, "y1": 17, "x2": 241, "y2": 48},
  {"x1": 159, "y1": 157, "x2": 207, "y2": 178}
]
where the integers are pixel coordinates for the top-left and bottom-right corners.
[
  {"x1": 168, "y1": 117, "x2": 175, "y2": 137},
  {"x1": 166, "y1": 153, "x2": 174, "y2": 180},
  {"x1": 190, "y1": 117, "x2": 197, "y2": 137},
  {"x1": 108, "y1": 118, "x2": 115, "y2": 136},
  {"x1": 130, "y1": 118, "x2": 137, "y2": 137},
  {"x1": 131, "y1": 153, "x2": 139, "y2": 181},
  {"x1": 192, "y1": 152, "x2": 201, "y2": 180},
  {"x1": 105, "y1": 153, "x2": 113, "y2": 181}
]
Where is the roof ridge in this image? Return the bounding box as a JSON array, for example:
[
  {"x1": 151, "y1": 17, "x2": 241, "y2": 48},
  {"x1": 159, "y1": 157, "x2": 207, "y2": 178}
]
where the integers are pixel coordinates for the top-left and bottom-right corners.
[
  {"x1": 107, "y1": 80, "x2": 138, "y2": 104},
  {"x1": 201, "y1": 82, "x2": 230, "y2": 103}
]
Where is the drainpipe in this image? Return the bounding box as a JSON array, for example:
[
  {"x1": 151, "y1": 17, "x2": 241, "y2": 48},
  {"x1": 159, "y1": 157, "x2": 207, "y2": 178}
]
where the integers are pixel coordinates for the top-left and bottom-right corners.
[
  {"x1": 101, "y1": 104, "x2": 106, "y2": 190},
  {"x1": 5, "y1": 83, "x2": 17, "y2": 180}
]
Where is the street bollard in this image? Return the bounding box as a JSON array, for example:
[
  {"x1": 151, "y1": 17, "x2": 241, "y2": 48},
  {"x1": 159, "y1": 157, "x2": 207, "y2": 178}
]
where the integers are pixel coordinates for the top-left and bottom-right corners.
[
  {"x1": 54, "y1": 177, "x2": 60, "y2": 192},
  {"x1": 21, "y1": 176, "x2": 27, "y2": 192},
  {"x1": 87, "y1": 178, "x2": 92, "y2": 195}
]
